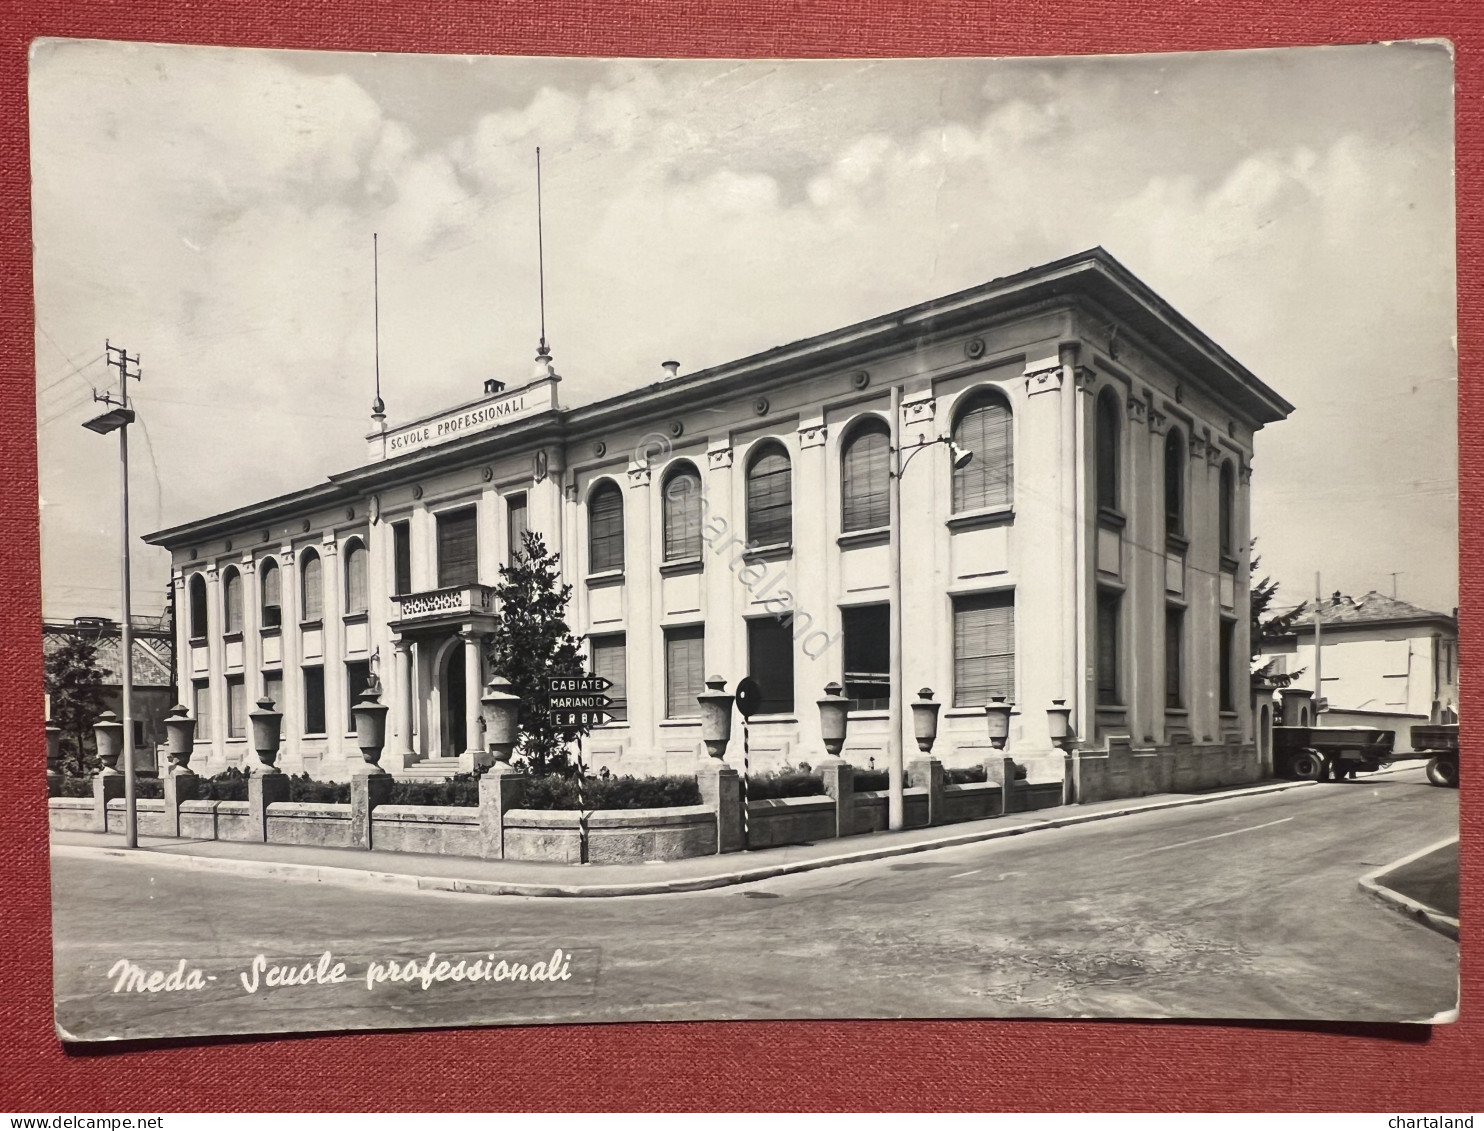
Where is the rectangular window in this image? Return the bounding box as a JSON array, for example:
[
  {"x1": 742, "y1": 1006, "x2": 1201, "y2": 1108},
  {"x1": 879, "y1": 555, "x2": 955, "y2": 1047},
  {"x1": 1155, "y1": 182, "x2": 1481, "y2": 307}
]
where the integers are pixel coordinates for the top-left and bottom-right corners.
[
  {"x1": 436, "y1": 507, "x2": 479, "y2": 588},
  {"x1": 345, "y1": 660, "x2": 371, "y2": 732},
  {"x1": 1165, "y1": 605, "x2": 1184, "y2": 709},
  {"x1": 263, "y1": 672, "x2": 284, "y2": 716},
  {"x1": 1097, "y1": 589, "x2": 1121, "y2": 706},
  {"x1": 261, "y1": 564, "x2": 282, "y2": 629},
  {"x1": 393, "y1": 521, "x2": 412, "y2": 596},
  {"x1": 132, "y1": 720, "x2": 146, "y2": 749},
  {"x1": 1220, "y1": 618, "x2": 1236, "y2": 712},
  {"x1": 664, "y1": 625, "x2": 705, "y2": 719},
  {"x1": 952, "y1": 591, "x2": 1015, "y2": 707},
  {"x1": 303, "y1": 666, "x2": 326, "y2": 735},
  {"x1": 193, "y1": 679, "x2": 212, "y2": 742},
  {"x1": 590, "y1": 634, "x2": 628, "y2": 723},
  {"x1": 227, "y1": 675, "x2": 246, "y2": 739},
  {"x1": 747, "y1": 617, "x2": 796, "y2": 714},
  {"x1": 507, "y1": 493, "x2": 529, "y2": 560},
  {"x1": 842, "y1": 604, "x2": 890, "y2": 711}
]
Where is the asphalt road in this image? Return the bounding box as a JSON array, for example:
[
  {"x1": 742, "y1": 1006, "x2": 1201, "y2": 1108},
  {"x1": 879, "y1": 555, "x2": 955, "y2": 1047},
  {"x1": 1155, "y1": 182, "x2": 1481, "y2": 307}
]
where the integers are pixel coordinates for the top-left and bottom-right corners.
[{"x1": 51, "y1": 767, "x2": 1459, "y2": 1041}]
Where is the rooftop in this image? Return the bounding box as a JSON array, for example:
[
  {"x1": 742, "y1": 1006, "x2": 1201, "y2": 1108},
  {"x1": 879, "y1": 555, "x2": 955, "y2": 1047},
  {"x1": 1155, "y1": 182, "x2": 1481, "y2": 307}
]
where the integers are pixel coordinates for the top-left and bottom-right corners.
[{"x1": 1296, "y1": 591, "x2": 1457, "y2": 631}]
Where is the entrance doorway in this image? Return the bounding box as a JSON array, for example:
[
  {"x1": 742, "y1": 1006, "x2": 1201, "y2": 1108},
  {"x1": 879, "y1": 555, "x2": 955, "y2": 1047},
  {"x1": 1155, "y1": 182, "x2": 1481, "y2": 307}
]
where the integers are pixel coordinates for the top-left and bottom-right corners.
[{"x1": 442, "y1": 644, "x2": 466, "y2": 756}]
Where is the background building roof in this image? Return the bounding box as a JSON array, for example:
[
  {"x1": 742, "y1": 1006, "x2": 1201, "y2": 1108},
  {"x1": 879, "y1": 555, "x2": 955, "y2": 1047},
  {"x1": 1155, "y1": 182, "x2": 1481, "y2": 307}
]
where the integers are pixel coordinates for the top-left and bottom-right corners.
[
  {"x1": 41, "y1": 620, "x2": 174, "y2": 688},
  {"x1": 1293, "y1": 591, "x2": 1457, "y2": 632}
]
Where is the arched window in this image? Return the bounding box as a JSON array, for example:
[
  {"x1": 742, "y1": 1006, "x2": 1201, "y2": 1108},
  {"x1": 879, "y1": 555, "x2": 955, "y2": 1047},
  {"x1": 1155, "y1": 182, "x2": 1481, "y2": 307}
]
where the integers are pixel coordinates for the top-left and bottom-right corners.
[
  {"x1": 222, "y1": 567, "x2": 243, "y2": 635},
  {"x1": 301, "y1": 549, "x2": 323, "y2": 622},
  {"x1": 260, "y1": 558, "x2": 282, "y2": 629},
  {"x1": 746, "y1": 444, "x2": 792, "y2": 548},
  {"x1": 1219, "y1": 460, "x2": 1236, "y2": 559},
  {"x1": 1165, "y1": 429, "x2": 1185, "y2": 538},
  {"x1": 841, "y1": 417, "x2": 891, "y2": 533},
  {"x1": 662, "y1": 463, "x2": 704, "y2": 562},
  {"x1": 952, "y1": 390, "x2": 1013, "y2": 512},
  {"x1": 588, "y1": 480, "x2": 625, "y2": 574},
  {"x1": 345, "y1": 540, "x2": 368, "y2": 615},
  {"x1": 188, "y1": 573, "x2": 208, "y2": 640},
  {"x1": 1095, "y1": 387, "x2": 1121, "y2": 513}
]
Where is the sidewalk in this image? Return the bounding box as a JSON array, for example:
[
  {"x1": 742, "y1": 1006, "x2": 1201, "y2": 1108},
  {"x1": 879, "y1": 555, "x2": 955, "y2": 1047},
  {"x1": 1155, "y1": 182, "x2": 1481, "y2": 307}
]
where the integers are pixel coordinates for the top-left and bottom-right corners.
[
  {"x1": 1358, "y1": 835, "x2": 1461, "y2": 941},
  {"x1": 50, "y1": 773, "x2": 1344, "y2": 898}
]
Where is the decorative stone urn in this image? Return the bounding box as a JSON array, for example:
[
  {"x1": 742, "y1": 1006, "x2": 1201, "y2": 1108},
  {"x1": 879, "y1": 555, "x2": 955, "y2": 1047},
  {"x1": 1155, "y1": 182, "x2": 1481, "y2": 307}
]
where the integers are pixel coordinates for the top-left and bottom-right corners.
[
  {"x1": 480, "y1": 676, "x2": 521, "y2": 765},
  {"x1": 163, "y1": 704, "x2": 197, "y2": 771},
  {"x1": 249, "y1": 696, "x2": 284, "y2": 773},
  {"x1": 697, "y1": 675, "x2": 735, "y2": 761},
  {"x1": 817, "y1": 682, "x2": 850, "y2": 758},
  {"x1": 351, "y1": 683, "x2": 391, "y2": 768},
  {"x1": 911, "y1": 688, "x2": 941, "y2": 754},
  {"x1": 93, "y1": 710, "x2": 124, "y2": 775},
  {"x1": 984, "y1": 696, "x2": 1012, "y2": 751}
]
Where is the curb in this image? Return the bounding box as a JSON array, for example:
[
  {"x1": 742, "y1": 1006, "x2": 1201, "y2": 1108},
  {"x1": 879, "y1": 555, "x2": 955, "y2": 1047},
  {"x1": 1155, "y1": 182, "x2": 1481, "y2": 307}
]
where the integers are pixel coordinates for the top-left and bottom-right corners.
[
  {"x1": 51, "y1": 774, "x2": 1326, "y2": 898},
  {"x1": 1357, "y1": 836, "x2": 1461, "y2": 941}
]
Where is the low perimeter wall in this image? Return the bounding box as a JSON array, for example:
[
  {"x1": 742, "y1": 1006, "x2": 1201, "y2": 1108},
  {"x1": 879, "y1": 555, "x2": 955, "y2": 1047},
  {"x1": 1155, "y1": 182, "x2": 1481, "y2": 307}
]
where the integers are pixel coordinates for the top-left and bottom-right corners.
[{"x1": 47, "y1": 750, "x2": 1133, "y2": 865}]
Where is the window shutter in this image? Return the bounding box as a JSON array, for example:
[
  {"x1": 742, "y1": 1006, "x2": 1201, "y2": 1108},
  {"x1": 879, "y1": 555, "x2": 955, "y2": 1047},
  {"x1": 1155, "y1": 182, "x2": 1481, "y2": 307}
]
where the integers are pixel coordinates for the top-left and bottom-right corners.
[
  {"x1": 190, "y1": 576, "x2": 208, "y2": 639},
  {"x1": 346, "y1": 545, "x2": 368, "y2": 614},
  {"x1": 665, "y1": 626, "x2": 705, "y2": 718},
  {"x1": 953, "y1": 397, "x2": 1013, "y2": 512},
  {"x1": 663, "y1": 467, "x2": 703, "y2": 561},
  {"x1": 1219, "y1": 462, "x2": 1235, "y2": 557},
  {"x1": 507, "y1": 494, "x2": 529, "y2": 560},
  {"x1": 260, "y1": 561, "x2": 282, "y2": 628},
  {"x1": 953, "y1": 592, "x2": 1015, "y2": 707},
  {"x1": 227, "y1": 677, "x2": 246, "y2": 738},
  {"x1": 1165, "y1": 431, "x2": 1184, "y2": 536},
  {"x1": 746, "y1": 449, "x2": 792, "y2": 547},
  {"x1": 223, "y1": 570, "x2": 243, "y2": 634},
  {"x1": 303, "y1": 667, "x2": 326, "y2": 734},
  {"x1": 747, "y1": 618, "x2": 795, "y2": 714},
  {"x1": 1097, "y1": 393, "x2": 1120, "y2": 511},
  {"x1": 1097, "y1": 590, "x2": 1121, "y2": 704},
  {"x1": 437, "y1": 508, "x2": 479, "y2": 588},
  {"x1": 591, "y1": 635, "x2": 627, "y2": 722},
  {"x1": 301, "y1": 554, "x2": 323, "y2": 621},
  {"x1": 588, "y1": 483, "x2": 625, "y2": 573},
  {"x1": 842, "y1": 424, "x2": 890, "y2": 532},
  {"x1": 193, "y1": 679, "x2": 212, "y2": 742}
]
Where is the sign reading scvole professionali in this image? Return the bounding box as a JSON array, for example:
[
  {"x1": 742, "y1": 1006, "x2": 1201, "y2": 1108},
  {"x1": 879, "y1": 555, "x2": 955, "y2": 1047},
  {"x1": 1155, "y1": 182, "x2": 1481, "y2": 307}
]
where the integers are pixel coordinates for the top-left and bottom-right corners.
[{"x1": 366, "y1": 373, "x2": 560, "y2": 461}]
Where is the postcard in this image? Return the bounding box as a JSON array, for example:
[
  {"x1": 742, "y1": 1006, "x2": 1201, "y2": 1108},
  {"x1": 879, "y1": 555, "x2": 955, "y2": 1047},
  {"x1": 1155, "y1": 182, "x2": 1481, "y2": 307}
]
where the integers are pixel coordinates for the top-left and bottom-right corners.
[{"x1": 34, "y1": 39, "x2": 1459, "y2": 1041}]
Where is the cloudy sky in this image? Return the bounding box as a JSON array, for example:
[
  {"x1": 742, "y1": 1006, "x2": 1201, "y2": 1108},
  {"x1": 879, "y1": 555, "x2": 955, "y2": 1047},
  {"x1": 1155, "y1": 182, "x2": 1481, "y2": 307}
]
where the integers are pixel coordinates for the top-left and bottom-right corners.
[{"x1": 31, "y1": 39, "x2": 1456, "y2": 621}]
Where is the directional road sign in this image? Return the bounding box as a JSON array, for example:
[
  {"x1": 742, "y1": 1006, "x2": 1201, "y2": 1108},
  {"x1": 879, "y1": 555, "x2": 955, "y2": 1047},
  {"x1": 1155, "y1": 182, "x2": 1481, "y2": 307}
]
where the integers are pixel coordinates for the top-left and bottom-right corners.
[
  {"x1": 547, "y1": 675, "x2": 613, "y2": 694},
  {"x1": 549, "y1": 694, "x2": 613, "y2": 710},
  {"x1": 551, "y1": 709, "x2": 615, "y2": 729}
]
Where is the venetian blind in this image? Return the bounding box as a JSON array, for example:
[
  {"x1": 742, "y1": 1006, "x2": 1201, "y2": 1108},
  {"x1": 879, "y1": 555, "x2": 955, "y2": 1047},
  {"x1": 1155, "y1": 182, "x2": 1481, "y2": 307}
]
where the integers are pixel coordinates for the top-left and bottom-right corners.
[
  {"x1": 746, "y1": 448, "x2": 792, "y2": 547},
  {"x1": 953, "y1": 591, "x2": 1015, "y2": 707},
  {"x1": 1097, "y1": 590, "x2": 1121, "y2": 704},
  {"x1": 301, "y1": 553, "x2": 323, "y2": 622},
  {"x1": 223, "y1": 569, "x2": 243, "y2": 635},
  {"x1": 591, "y1": 635, "x2": 627, "y2": 722},
  {"x1": 346, "y1": 544, "x2": 369, "y2": 614},
  {"x1": 589, "y1": 482, "x2": 625, "y2": 573},
  {"x1": 952, "y1": 396, "x2": 1013, "y2": 512},
  {"x1": 663, "y1": 466, "x2": 704, "y2": 561},
  {"x1": 393, "y1": 522, "x2": 412, "y2": 596},
  {"x1": 437, "y1": 508, "x2": 479, "y2": 588},
  {"x1": 260, "y1": 560, "x2": 282, "y2": 628},
  {"x1": 842, "y1": 423, "x2": 890, "y2": 533},
  {"x1": 665, "y1": 626, "x2": 705, "y2": 719},
  {"x1": 1096, "y1": 391, "x2": 1120, "y2": 512},
  {"x1": 1165, "y1": 606, "x2": 1183, "y2": 709}
]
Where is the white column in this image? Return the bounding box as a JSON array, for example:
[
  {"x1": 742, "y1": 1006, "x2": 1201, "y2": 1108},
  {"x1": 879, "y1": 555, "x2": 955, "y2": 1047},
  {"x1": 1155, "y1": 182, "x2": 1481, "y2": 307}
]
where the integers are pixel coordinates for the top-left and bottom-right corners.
[
  {"x1": 625, "y1": 462, "x2": 656, "y2": 760},
  {"x1": 278, "y1": 546, "x2": 301, "y2": 770},
  {"x1": 321, "y1": 535, "x2": 344, "y2": 765},
  {"x1": 793, "y1": 419, "x2": 829, "y2": 757},
  {"x1": 240, "y1": 553, "x2": 260, "y2": 699},
  {"x1": 205, "y1": 564, "x2": 225, "y2": 765},
  {"x1": 392, "y1": 637, "x2": 414, "y2": 761},
  {"x1": 171, "y1": 569, "x2": 187, "y2": 710},
  {"x1": 461, "y1": 627, "x2": 483, "y2": 762},
  {"x1": 1019, "y1": 358, "x2": 1068, "y2": 754}
]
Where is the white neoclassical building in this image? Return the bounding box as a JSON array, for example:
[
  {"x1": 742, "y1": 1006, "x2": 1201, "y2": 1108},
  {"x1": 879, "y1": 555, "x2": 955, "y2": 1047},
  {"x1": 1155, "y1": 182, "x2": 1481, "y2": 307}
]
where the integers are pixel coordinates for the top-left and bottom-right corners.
[{"x1": 145, "y1": 248, "x2": 1293, "y2": 788}]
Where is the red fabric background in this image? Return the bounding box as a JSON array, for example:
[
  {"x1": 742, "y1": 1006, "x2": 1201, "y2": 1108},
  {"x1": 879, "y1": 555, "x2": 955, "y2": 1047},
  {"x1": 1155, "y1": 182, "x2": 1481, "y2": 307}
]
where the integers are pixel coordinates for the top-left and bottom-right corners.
[{"x1": 1, "y1": 0, "x2": 1478, "y2": 1112}]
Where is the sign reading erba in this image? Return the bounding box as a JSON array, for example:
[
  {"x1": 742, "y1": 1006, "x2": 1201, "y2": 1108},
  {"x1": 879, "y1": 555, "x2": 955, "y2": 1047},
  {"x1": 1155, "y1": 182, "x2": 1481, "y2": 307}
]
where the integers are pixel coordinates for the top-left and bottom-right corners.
[
  {"x1": 367, "y1": 377, "x2": 558, "y2": 461},
  {"x1": 546, "y1": 674, "x2": 615, "y2": 730}
]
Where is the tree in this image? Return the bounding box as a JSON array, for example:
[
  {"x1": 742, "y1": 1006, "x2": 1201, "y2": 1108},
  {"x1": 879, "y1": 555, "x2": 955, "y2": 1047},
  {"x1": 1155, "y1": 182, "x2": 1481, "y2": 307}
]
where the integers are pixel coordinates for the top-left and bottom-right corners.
[
  {"x1": 44, "y1": 629, "x2": 109, "y2": 777},
  {"x1": 485, "y1": 530, "x2": 589, "y2": 776},
  {"x1": 1250, "y1": 539, "x2": 1307, "y2": 690}
]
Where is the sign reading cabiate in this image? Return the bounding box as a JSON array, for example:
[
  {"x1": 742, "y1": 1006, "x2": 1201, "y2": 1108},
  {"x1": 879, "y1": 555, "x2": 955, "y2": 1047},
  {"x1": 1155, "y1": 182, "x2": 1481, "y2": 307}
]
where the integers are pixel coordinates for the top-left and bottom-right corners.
[{"x1": 366, "y1": 376, "x2": 558, "y2": 461}]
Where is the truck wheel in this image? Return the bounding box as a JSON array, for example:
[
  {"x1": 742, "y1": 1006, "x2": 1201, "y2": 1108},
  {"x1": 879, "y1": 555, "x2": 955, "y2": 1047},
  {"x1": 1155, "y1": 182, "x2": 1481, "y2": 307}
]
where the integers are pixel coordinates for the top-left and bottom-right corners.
[
  {"x1": 1290, "y1": 751, "x2": 1322, "y2": 781},
  {"x1": 1427, "y1": 757, "x2": 1459, "y2": 788}
]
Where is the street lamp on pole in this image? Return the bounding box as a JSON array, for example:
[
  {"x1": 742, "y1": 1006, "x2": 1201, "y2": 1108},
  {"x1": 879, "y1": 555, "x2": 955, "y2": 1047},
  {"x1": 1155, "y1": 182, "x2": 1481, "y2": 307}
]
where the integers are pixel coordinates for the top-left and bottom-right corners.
[
  {"x1": 885, "y1": 384, "x2": 973, "y2": 830},
  {"x1": 83, "y1": 341, "x2": 141, "y2": 849}
]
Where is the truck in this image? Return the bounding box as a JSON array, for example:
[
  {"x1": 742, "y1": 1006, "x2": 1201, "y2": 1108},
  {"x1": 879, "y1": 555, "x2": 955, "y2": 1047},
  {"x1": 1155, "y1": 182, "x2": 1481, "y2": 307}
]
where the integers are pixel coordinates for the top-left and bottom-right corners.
[
  {"x1": 1272, "y1": 725, "x2": 1396, "y2": 782},
  {"x1": 1409, "y1": 723, "x2": 1459, "y2": 789}
]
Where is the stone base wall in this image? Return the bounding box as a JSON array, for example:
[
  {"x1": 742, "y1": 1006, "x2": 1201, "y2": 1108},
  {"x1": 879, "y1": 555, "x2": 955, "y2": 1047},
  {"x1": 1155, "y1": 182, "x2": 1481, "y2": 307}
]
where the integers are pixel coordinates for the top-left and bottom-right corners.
[
  {"x1": 1073, "y1": 738, "x2": 1260, "y2": 805},
  {"x1": 503, "y1": 805, "x2": 717, "y2": 863}
]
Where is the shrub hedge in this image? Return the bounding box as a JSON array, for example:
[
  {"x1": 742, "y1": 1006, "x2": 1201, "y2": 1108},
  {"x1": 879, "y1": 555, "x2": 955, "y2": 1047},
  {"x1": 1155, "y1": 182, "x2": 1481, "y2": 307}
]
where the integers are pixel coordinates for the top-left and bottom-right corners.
[
  {"x1": 388, "y1": 776, "x2": 479, "y2": 807},
  {"x1": 522, "y1": 774, "x2": 700, "y2": 810},
  {"x1": 747, "y1": 770, "x2": 826, "y2": 800}
]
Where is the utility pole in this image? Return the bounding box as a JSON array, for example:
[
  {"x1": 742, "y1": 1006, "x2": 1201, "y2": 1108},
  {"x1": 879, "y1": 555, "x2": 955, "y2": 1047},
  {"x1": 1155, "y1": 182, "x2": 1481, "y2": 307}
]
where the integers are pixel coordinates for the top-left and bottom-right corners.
[
  {"x1": 85, "y1": 341, "x2": 141, "y2": 848},
  {"x1": 1313, "y1": 571, "x2": 1323, "y2": 722},
  {"x1": 886, "y1": 384, "x2": 905, "y2": 830}
]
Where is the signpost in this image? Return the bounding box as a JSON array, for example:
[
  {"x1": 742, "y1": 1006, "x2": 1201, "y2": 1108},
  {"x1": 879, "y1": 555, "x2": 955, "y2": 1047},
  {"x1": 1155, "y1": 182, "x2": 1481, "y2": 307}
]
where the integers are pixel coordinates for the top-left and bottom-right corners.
[
  {"x1": 545, "y1": 672, "x2": 613, "y2": 864},
  {"x1": 734, "y1": 676, "x2": 762, "y2": 850}
]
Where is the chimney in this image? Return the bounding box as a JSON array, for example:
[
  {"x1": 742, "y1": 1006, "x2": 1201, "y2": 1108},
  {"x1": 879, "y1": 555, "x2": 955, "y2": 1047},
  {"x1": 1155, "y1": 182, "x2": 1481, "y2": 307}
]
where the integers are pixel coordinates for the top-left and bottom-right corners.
[
  {"x1": 484, "y1": 379, "x2": 505, "y2": 396},
  {"x1": 661, "y1": 360, "x2": 680, "y2": 380},
  {"x1": 1331, "y1": 591, "x2": 1342, "y2": 605}
]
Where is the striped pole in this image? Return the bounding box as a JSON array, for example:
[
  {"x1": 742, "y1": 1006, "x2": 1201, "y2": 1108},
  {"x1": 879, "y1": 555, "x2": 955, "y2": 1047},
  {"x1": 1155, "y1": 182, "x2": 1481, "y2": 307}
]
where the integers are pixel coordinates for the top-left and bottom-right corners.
[
  {"x1": 575, "y1": 733, "x2": 589, "y2": 865},
  {"x1": 740, "y1": 718, "x2": 750, "y2": 850}
]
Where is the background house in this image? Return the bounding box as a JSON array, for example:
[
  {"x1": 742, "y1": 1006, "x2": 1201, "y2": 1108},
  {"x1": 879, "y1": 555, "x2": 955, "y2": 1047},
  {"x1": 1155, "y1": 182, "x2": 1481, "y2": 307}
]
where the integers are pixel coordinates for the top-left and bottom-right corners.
[{"x1": 1261, "y1": 590, "x2": 1458, "y2": 750}]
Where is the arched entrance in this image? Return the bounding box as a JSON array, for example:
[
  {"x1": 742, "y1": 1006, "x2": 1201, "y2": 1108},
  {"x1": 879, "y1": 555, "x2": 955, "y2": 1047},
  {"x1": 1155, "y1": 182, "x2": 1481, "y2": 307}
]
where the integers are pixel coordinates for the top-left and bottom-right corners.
[{"x1": 441, "y1": 642, "x2": 466, "y2": 756}]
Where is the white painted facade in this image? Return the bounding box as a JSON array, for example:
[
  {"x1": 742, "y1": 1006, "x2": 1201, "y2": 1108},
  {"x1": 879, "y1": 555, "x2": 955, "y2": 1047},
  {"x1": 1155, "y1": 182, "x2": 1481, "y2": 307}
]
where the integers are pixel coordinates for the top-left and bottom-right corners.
[{"x1": 145, "y1": 249, "x2": 1292, "y2": 787}]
